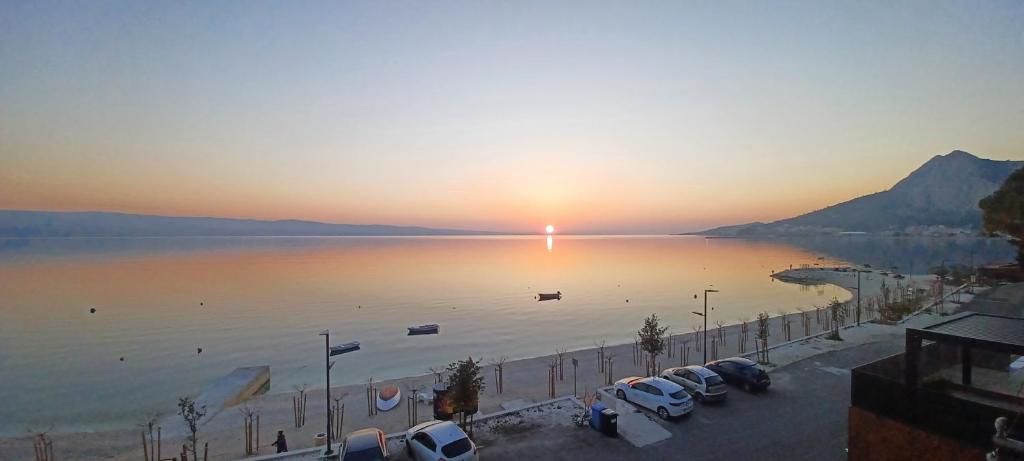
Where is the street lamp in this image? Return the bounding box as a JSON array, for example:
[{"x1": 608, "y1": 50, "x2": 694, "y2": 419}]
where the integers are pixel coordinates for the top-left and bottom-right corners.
[
  {"x1": 692, "y1": 289, "x2": 719, "y2": 365},
  {"x1": 320, "y1": 330, "x2": 360, "y2": 458},
  {"x1": 847, "y1": 269, "x2": 863, "y2": 326}
]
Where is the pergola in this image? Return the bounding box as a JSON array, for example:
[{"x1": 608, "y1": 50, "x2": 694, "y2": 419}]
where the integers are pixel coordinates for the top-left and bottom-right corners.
[{"x1": 905, "y1": 312, "x2": 1024, "y2": 388}]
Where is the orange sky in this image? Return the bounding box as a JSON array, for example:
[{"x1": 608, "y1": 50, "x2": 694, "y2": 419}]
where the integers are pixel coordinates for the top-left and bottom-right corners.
[{"x1": 2, "y1": 2, "x2": 1023, "y2": 233}]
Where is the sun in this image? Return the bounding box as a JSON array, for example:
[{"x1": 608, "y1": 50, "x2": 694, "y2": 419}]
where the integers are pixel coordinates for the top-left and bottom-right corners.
[{"x1": 545, "y1": 225, "x2": 555, "y2": 234}]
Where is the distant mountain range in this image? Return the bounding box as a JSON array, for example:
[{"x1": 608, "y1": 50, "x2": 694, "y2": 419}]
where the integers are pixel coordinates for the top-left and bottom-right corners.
[
  {"x1": 0, "y1": 210, "x2": 497, "y2": 237},
  {"x1": 697, "y1": 150, "x2": 1024, "y2": 236}
]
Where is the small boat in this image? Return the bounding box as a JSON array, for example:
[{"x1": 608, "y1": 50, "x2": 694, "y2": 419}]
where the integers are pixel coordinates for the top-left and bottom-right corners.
[
  {"x1": 376, "y1": 384, "x2": 401, "y2": 411},
  {"x1": 408, "y1": 324, "x2": 440, "y2": 335},
  {"x1": 537, "y1": 291, "x2": 562, "y2": 301},
  {"x1": 329, "y1": 341, "x2": 360, "y2": 356}
]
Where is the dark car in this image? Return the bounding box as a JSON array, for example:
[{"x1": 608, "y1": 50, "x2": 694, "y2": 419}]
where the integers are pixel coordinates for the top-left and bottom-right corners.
[
  {"x1": 341, "y1": 428, "x2": 389, "y2": 461},
  {"x1": 704, "y1": 357, "x2": 771, "y2": 392}
]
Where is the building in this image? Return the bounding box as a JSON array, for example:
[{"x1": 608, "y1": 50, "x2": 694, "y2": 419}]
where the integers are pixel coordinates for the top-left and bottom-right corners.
[{"x1": 849, "y1": 312, "x2": 1024, "y2": 460}]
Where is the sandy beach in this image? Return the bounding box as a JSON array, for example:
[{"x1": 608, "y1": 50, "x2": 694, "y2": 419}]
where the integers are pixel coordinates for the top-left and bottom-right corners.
[{"x1": 1, "y1": 266, "x2": 965, "y2": 461}]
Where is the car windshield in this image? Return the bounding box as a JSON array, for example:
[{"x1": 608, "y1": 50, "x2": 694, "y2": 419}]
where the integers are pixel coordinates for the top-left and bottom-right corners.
[
  {"x1": 705, "y1": 375, "x2": 724, "y2": 385},
  {"x1": 441, "y1": 437, "x2": 473, "y2": 457},
  {"x1": 669, "y1": 389, "x2": 689, "y2": 400},
  {"x1": 343, "y1": 447, "x2": 386, "y2": 461}
]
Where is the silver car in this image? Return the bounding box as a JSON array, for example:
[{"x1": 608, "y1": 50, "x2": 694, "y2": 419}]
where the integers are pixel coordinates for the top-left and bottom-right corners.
[
  {"x1": 661, "y1": 366, "x2": 728, "y2": 403},
  {"x1": 405, "y1": 420, "x2": 478, "y2": 461}
]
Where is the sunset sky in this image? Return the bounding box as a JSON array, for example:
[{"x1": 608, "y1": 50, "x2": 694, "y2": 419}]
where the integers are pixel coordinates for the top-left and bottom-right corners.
[{"x1": 2, "y1": 1, "x2": 1023, "y2": 234}]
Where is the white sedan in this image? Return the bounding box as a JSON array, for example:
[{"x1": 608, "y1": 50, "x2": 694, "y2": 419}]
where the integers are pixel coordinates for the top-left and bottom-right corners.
[
  {"x1": 614, "y1": 376, "x2": 694, "y2": 419},
  {"x1": 405, "y1": 420, "x2": 478, "y2": 461}
]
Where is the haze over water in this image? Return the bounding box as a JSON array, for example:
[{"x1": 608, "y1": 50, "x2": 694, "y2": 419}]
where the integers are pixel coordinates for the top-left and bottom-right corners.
[{"x1": 0, "y1": 235, "x2": 863, "y2": 435}]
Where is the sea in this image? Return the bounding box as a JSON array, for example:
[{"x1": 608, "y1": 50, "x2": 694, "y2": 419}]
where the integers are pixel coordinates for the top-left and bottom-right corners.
[{"x1": 0, "y1": 234, "x2": 1013, "y2": 434}]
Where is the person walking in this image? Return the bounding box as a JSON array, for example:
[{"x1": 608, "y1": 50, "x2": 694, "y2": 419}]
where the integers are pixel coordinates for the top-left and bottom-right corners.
[{"x1": 271, "y1": 430, "x2": 288, "y2": 453}]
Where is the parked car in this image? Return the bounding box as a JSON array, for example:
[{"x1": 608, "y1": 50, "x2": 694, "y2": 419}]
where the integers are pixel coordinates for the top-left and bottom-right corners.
[
  {"x1": 341, "y1": 428, "x2": 389, "y2": 461},
  {"x1": 405, "y1": 420, "x2": 478, "y2": 461},
  {"x1": 660, "y1": 366, "x2": 728, "y2": 402},
  {"x1": 704, "y1": 357, "x2": 771, "y2": 392},
  {"x1": 613, "y1": 376, "x2": 694, "y2": 419}
]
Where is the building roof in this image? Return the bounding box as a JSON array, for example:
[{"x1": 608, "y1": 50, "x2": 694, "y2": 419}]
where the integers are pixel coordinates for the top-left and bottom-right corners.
[{"x1": 910, "y1": 311, "x2": 1024, "y2": 354}]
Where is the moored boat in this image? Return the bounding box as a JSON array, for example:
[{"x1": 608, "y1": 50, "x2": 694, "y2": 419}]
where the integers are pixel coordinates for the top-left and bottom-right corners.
[
  {"x1": 537, "y1": 291, "x2": 562, "y2": 301},
  {"x1": 329, "y1": 341, "x2": 360, "y2": 356},
  {"x1": 408, "y1": 324, "x2": 440, "y2": 335}
]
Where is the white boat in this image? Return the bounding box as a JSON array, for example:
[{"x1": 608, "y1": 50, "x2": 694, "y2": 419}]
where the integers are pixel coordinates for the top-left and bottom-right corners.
[
  {"x1": 376, "y1": 384, "x2": 401, "y2": 412},
  {"x1": 408, "y1": 324, "x2": 440, "y2": 335}
]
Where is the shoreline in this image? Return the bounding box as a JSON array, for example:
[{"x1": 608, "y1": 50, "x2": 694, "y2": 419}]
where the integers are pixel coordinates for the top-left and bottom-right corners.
[{"x1": 0, "y1": 266, "x2": 950, "y2": 460}]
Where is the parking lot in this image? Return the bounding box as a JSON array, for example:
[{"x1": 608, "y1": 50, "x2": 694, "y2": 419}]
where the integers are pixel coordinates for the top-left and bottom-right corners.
[{"x1": 478, "y1": 339, "x2": 904, "y2": 461}]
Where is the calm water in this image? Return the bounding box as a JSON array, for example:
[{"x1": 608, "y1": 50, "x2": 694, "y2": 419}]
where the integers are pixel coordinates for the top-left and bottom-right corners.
[{"x1": 0, "y1": 234, "x2": 993, "y2": 435}]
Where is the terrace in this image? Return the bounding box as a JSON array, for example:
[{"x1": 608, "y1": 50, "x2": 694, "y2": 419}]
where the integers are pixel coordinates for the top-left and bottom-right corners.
[{"x1": 849, "y1": 312, "x2": 1024, "y2": 460}]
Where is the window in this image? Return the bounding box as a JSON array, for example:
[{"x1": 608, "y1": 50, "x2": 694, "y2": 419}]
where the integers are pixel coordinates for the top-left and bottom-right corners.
[
  {"x1": 441, "y1": 438, "x2": 473, "y2": 458},
  {"x1": 343, "y1": 447, "x2": 387, "y2": 461},
  {"x1": 669, "y1": 389, "x2": 689, "y2": 399},
  {"x1": 740, "y1": 365, "x2": 763, "y2": 376},
  {"x1": 647, "y1": 386, "x2": 664, "y2": 396},
  {"x1": 705, "y1": 375, "x2": 724, "y2": 386},
  {"x1": 414, "y1": 433, "x2": 436, "y2": 451}
]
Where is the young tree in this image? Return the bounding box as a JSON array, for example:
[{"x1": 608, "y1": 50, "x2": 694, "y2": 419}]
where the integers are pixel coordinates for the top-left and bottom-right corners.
[
  {"x1": 445, "y1": 357, "x2": 485, "y2": 429},
  {"x1": 177, "y1": 397, "x2": 206, "y2": 461},
  {"x1": 980, "y1": 167, "x2": 1024, "y2": 267},
  {"x1": 637, "y1": 314, "x2": 668, "y2": 377},
  {"x1": 755, "y1": 312, "x2": 770, "y2": 364},
  {"x1": 826, "y1": 298, "x2": 847, "y2": 340}
]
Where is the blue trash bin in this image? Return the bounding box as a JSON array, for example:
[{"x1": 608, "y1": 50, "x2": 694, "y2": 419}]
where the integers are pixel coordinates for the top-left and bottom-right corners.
[{"x1": 590, "y1": 402, "x2": 607, "y2": 432}]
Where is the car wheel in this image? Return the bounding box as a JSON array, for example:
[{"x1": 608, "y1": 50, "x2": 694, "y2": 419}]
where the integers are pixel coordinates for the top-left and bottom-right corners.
[
  {"x1": 616, "y1": 389, "x2": 626, "y2": 400},
  {"x1": 695, "y1": 393, "x2": 705, "y2": 403},
  {"x1": 657, "y1": 407, "x2": 670, "y2": 420}
]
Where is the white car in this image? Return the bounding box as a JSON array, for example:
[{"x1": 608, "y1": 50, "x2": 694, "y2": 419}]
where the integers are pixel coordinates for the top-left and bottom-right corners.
[
  {"x1": 613, "y1": 376, "x2": 694, "y2": 419},
  {"x1": 661, "y1": 366, "x2": 728, "y2": 403},
  {"x1": 405, "y1": 420, "x2": 478, "y2": 461}
]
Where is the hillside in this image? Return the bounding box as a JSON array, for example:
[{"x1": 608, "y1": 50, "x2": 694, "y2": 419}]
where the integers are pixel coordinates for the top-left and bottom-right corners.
[
  {"x1": 698, "y1": 150, "x2": 1023, "y2": 236},
  {"x1": 0, "y1": 210, "x2": 496, "y2": 237}
]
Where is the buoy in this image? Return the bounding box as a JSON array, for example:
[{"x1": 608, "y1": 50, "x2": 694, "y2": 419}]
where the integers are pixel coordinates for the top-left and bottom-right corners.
[
  {"x1": 197, "y1": 347, "x2": 203, "y2": 354},
  {"x1": 200, "y1": 302, "x2": 204, "y2": 306},
  {"x1": 119, "y1": 357, "x2": 125, "y2": 362},
  {"x1": 626, "y1": 299, "x2": 629, "y2": 303},
  {"x1": 89, "y1": 307, "x2": 96, "y2": 314}
]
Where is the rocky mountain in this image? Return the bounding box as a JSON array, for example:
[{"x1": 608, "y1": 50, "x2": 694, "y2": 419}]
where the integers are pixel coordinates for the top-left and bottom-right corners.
[
  {"x1": 698, "y1": 150, "x2": 1023, "y2": 236},
  {"x1": 0, "y1": 210, "x2": 496, "y2": 237}
]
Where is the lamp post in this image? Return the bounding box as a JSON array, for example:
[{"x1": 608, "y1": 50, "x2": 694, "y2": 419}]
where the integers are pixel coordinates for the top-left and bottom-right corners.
[
  {"x1": 856, "y1": 269, "x2": 861, "y2": 326},
  {"x1": 692, "y1": 289, "x2": 719, "y2": 365},
  {"x1": 319, "y1": 330, "x2": 360, "y2": 458},
  {"x1": 319, "y1": 330, "x2": 334, "y2": 457}
]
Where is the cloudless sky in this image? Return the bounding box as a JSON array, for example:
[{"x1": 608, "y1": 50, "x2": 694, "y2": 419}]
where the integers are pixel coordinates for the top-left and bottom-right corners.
[{"x1": 2, "y1": 1, "x2": 1022, "y2": 233}]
